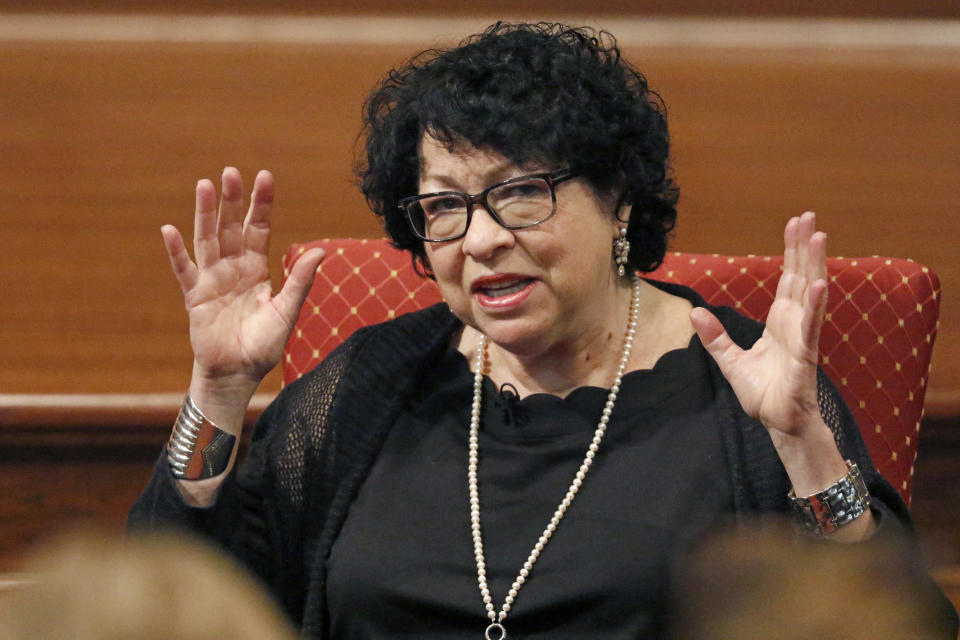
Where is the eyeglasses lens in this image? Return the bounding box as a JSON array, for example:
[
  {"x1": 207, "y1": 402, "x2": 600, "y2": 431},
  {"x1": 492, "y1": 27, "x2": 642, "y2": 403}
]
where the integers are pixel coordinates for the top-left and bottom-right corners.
[
  {"x1": 410, "y1": 176, "x2": 555, "y2": 241},
  {"x1": 488, "y1": 178, "x2": 553, "y2": 226}
]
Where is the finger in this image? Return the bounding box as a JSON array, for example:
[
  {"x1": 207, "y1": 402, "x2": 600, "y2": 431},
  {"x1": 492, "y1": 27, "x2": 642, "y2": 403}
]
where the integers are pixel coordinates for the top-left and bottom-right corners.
[
  {"x1": 795, "y1": 211, "x2": 815, "y2": 278},
  {"x1": 272, "y1": 248, "x2": 326, "y2": 327},
  {"x1": 801, "y1": 278, "x2": 828, "y2": 355},
  {"x1": 776, "y1": 218, "x2": 802, "y2": 304},
  {"x1": 194, "y1": 178, "x2": 219, "y2": 268},
  {"x1": 791, "y1": 212, "x2": 816, "y2": 301},
  {"x1": 691, "y1": 307, "x2": 745, "y2": 379},
  {"x1": 161, "y1": 224, "x2": 199, "y2": 293},
  {"x1": 242, "y1": 169, "x2": 275, "y2": 266},
  {"x1": 782, "y1": 215, "x2": 799, "y2": 277},
  {"x1": 217, "y1": 167, "x2": 245, "y2": 259},
  {"x1": 809, "y1": 229, "x2": 828, "y2": 285}
]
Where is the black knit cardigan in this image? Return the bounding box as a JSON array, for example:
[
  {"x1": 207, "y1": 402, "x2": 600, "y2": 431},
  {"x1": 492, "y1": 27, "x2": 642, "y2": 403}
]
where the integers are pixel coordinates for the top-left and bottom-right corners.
[{"x1": 128, "y1": 282, "x2": 931, "y2": 638}]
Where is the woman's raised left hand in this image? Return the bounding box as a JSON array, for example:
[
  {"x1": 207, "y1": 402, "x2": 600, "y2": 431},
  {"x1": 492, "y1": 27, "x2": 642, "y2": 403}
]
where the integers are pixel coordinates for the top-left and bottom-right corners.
[
  {"x1": 691, "y1": 212, "x2": 876, "y2": 540},
  {"x1": 690, "y1": 211, "x2": 828, "y2": 440}
]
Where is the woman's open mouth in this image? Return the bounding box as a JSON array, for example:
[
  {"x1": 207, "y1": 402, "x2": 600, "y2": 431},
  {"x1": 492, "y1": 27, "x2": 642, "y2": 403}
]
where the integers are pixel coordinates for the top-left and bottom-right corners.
[{"x1": 471, "y1": 276, "x2": 536, "y2": 309}]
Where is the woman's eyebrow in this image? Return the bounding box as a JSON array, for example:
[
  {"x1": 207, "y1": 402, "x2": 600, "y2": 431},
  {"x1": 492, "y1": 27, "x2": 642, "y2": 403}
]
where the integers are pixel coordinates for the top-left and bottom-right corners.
[{"x1": 420, "y1": 165, "x2": 529, "y2": 192}]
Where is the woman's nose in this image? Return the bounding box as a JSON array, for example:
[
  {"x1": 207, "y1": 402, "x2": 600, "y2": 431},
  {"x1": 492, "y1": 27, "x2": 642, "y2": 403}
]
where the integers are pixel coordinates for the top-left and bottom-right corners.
[{"x1": 460, "y1": 206, "x2": 514, "y2": 260}]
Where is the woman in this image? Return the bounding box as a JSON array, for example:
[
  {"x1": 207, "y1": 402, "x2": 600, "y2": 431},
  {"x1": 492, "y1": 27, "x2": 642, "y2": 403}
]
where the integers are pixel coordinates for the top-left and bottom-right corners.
[{"x1": 130, "y1": 23, "x2": 956, "y2": 638}]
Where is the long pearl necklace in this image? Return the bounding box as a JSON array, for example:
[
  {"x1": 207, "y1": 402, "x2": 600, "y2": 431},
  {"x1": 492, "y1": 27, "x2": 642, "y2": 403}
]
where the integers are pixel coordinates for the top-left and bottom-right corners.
[{"x1": 468, "y1": 274, "x2": 641, "y2": 640}]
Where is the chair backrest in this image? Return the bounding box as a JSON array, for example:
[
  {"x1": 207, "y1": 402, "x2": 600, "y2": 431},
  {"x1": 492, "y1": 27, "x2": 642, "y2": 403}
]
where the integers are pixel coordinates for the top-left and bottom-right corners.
[{"x1": 283, "y1": 238, "x2": 941, "y2": 505}]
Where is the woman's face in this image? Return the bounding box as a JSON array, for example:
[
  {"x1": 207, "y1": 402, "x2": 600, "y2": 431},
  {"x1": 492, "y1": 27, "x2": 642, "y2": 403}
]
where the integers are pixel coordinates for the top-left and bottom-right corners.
[{"x1": 419, "y1": 135, "x2": 626, "y2": 357}]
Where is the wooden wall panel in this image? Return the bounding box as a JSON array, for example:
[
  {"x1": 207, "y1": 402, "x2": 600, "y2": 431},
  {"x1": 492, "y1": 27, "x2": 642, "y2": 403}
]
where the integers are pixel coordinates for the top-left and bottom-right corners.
[
  {"x1": 1, "y1": 28, "x2": 957, "y2": 412},
  {"x1": 0, "y1": 446, "x2": 159, "y2": 572},
  {"x1": 644, "y1": 47, "x2": 960, "y2": 413},
  {"x1": 0, "y1": 397, "x2": 264, "y2": 572},
  {"x1": 2, "y1": 0, "x2": 958, "y2": 18},
  {"x1": 0, "y1": 41, "x2": 390, "y2": 396}
]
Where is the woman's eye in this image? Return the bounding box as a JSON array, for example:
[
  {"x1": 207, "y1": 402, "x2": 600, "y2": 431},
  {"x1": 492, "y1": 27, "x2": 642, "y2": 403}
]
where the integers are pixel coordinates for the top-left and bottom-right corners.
[
  {"x1": 423, "y1": 197, "x2": 465, "y2": 216},
  {"x1": 496, "y1": 182, "x2": 549, "y2": 200}
]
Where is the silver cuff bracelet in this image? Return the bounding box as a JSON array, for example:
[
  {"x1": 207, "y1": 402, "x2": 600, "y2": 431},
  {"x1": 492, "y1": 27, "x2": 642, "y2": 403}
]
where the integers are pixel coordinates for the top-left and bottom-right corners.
[{"x1": 167, "y1": 395, "x2": 236, "y2": 481}]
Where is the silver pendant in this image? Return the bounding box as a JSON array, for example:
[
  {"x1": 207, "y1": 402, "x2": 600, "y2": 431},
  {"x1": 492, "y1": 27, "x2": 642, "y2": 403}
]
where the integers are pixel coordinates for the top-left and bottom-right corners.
[{"x1": 485, "y1": 622, "x2": 506, "y2": 640}]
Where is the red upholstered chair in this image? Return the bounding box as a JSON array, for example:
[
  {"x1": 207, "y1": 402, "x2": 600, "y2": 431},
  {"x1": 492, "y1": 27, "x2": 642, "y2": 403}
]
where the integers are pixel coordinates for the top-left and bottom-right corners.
[{"x1": 282, "y1": 238, "x2": 941, "y2": 505}]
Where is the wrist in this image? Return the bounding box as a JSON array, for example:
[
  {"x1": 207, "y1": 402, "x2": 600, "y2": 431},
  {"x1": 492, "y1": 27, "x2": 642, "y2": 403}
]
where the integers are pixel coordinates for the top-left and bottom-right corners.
[
  {"x1": 768, "y1": 416, "x2": 850, "y2": 498},
  {"x1": 188, "y1": 363, "x2": 259, "y2": 434}
]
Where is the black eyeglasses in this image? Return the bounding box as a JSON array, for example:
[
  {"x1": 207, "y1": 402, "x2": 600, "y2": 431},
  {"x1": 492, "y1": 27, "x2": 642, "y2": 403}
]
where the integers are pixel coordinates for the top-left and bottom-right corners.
[{"x1": 397, "y1": 169, "x2": 576, "y2": 242}]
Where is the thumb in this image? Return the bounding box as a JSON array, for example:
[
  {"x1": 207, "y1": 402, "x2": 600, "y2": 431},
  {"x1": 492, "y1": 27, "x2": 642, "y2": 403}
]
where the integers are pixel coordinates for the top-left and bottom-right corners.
[
  {"x1": 274, "y1": 248, "x2": 325, "y2": 325},
  {"x1": 690, "y1": 307, "x2": 744, "y2": 377}
]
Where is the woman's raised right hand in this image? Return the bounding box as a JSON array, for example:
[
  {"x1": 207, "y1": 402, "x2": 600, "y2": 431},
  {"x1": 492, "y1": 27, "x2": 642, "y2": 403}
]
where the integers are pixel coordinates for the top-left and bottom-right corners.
[{"x1": 162, "y1": 168, "x2": 325, "y2": 431}]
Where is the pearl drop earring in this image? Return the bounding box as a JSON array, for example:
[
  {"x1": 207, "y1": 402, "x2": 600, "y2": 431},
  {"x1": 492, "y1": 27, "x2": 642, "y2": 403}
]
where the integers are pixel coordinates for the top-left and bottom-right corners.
[{"x1": 613, "y1": 227, "x2": 630, "y2": 277}]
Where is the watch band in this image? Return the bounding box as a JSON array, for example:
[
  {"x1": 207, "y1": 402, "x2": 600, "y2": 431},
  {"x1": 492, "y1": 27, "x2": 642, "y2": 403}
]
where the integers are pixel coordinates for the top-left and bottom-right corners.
[
  {"x1": 167, "y1": 395, "x2": 237, "y2": 480},
  {"x1": 789, "y1": 460, "x2": 871, "y2": 534}
]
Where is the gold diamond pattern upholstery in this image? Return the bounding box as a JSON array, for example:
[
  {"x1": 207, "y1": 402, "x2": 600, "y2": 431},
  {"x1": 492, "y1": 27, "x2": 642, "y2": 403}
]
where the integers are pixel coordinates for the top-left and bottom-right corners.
[{"x1": 283, "y1": 239, "x2": 941, "y2": 505}]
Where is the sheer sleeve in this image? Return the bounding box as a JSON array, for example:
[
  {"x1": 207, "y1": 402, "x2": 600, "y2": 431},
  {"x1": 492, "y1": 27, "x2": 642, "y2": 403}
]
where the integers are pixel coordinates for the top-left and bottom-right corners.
[{"x1": 127, "y1": 338, "x2": 360, "y2": 621}]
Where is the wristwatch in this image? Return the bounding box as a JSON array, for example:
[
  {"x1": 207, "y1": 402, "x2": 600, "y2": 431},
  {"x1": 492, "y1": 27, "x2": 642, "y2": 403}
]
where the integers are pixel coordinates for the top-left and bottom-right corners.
[{"x1": 788, "y1": 460, "x2": 871, "y2": 534}]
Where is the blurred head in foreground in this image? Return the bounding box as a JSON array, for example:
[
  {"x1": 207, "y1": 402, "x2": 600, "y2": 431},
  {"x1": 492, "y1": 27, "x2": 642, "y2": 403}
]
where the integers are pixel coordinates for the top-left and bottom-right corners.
[
  {"x1": 0, "y1": 529, "x2": 296, "y2": 640},
  {"x1": 671, "y1": 521, "x2": 955, "y2": 640}
]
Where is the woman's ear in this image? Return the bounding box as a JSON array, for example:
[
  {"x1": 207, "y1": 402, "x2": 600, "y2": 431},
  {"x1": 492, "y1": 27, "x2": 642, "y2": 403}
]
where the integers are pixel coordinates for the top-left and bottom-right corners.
[
  {"x1": 615, "y1": 190, "x2": 632, "y2": 224},
  {"x1": 413, "y1": 252, "x2": 435, "y2": 280}
]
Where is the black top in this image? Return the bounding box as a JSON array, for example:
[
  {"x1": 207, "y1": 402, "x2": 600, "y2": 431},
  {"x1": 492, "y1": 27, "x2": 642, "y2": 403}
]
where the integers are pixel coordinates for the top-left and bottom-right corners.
[
  {"x1": 327, "y1": 337, "x2": 733, "y2": 638},
  {"x1": 128, "y1": 283, "x2": 958, "y2": 639}
]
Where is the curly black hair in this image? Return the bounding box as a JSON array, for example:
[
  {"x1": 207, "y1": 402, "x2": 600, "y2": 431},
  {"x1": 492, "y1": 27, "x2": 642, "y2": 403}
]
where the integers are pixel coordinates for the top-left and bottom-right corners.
[{"x1": 357, "y1": 22, "x2": 678, "y2": 275}]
